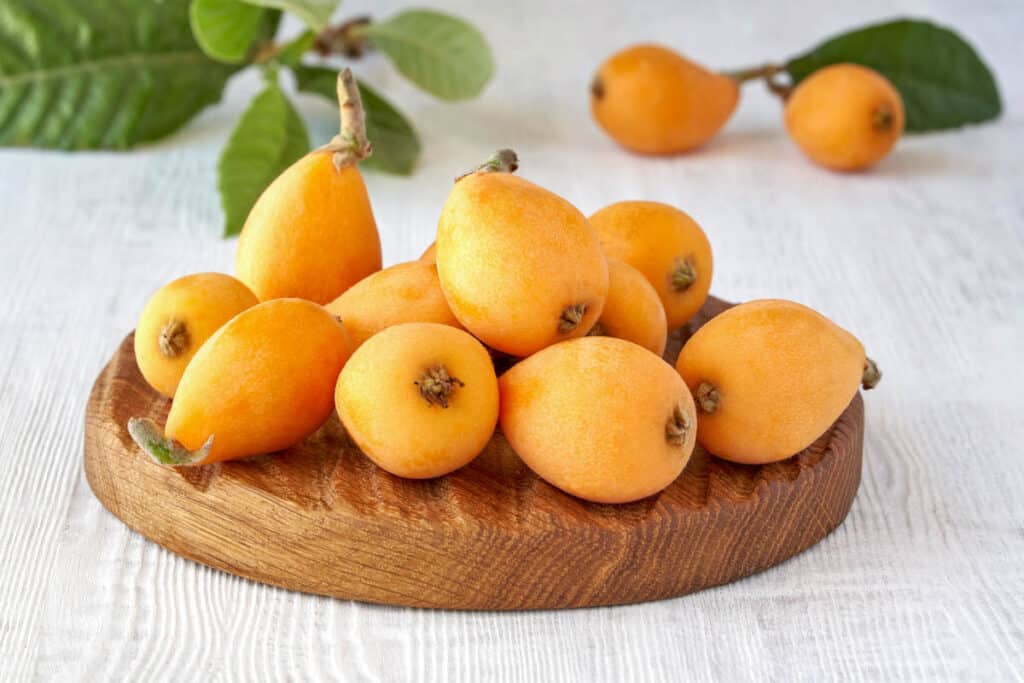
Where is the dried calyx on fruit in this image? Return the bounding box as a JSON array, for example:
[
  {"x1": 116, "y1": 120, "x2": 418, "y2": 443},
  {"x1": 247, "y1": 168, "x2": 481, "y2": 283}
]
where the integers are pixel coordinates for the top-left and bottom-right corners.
[
  {"x1": 415, "y1": 365, "x2": 464, "y2": 408},
  {"x1": 133, "y1": 273, "x2": 258, "y2": 398},
  {"x1": 336, "y1": 323, "x2": 499, "y2": 479}
]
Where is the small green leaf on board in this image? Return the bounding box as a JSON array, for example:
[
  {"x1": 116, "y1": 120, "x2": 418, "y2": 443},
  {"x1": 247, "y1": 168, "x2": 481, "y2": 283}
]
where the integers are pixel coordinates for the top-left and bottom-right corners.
[
  {"x1": 218, "y1": 78, "x2": 310, "y2": 236},
  {"x1": 294, "y1": 66, "x2": 421, "y2": 175},
  {"x1": 363, "y1": 9, "x2": 494, "y2": 100},
  {"x1": 785, "y1": 18, "x2": 1001, "y2": 133}
]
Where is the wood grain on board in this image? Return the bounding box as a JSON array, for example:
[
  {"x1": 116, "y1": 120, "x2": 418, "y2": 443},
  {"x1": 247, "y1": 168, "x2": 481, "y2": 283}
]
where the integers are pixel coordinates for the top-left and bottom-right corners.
[{"x1": 83, "y1": 297, "x2": 864, "y2": 610}]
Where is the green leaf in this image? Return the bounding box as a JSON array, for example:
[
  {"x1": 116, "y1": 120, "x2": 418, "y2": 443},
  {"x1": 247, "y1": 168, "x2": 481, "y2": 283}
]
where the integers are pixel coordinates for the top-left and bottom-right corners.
[
  {"x1": 294, "y1": 66, "x2": 421, "y2": 175},
  {"x1": 363, "y1": 9, "x2": 494, "y2": 100},
  {"x1": 0, "y1": 0, "x2": 238, "y2": 150},
  {"x1": 218, "y1": 78, "x2": 309, "y2": 236},
  {"x1": 357, "y1": 80, "x2": 421, "y2": 175},
  {"x1": 242, "y1": 0, "x2": 339, "y2": 31},
  {"x1": 274, "y1": 30, "x2": 315, "y2": 66},
  {"x1": 190, "y1": 0, "x2": 269, "y2": 64},
  {"x1": 785, "y1": 18, "x2": 1001, "y2": 133}
]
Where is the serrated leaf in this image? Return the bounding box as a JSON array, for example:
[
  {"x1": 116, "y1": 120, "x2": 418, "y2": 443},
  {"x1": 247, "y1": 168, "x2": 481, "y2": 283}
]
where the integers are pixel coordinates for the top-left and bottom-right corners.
[
  {"x1": 218, "y1": 81, "x2": 309, "y2": 236},
  {"x1": 0, "y1": 0, "x2": 237, "y2": 150},
  {"x1": 785, "y1": 18, "x2": 1001, "y2": 133},
  {"x1": 243, "y1": 0, "x2": 339, "y2": 31},
  {"x1": 191, "y1": 0, "x2": 269, "y2": 64},
  {"x1": 363, "y1": 9, "x2": 493, "y2": 100},
  {"x1": 294, "y1": 66, "x2": 421, "y2": 175}
]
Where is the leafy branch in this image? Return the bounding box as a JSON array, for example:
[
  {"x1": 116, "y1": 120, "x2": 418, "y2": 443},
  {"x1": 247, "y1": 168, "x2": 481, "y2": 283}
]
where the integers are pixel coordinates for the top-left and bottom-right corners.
[
  {"x1": 0, "y1": 0, "x2": 495, "y2": 235},
  {"x1": 726, "y1": 18, "x2": 1001, "y2": 133}
]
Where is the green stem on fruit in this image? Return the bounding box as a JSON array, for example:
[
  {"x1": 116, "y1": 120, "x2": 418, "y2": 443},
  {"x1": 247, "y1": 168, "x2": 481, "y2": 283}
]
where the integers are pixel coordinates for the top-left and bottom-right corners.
[
  {"x1": 862, "y1": 358, "x2": 882, "y2": 390},
  {"x1": 456, "y1": 149, "x2": 519, "y2": 181},
  {"x1": 321, "y1": 68, "x2": 373, "y2": 170},
  {"x1": 127, "y1": 417, "x2": 212, "y2": 466}
]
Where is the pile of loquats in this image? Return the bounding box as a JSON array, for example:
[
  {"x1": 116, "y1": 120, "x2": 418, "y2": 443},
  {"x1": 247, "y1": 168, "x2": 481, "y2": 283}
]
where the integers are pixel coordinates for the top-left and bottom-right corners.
[{"x1": 128, "y1": 69, "x2": 880, "y2": 506}]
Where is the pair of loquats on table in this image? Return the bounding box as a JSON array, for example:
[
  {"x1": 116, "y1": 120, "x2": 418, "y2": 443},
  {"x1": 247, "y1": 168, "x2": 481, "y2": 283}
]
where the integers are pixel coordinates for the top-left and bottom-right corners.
[{"x1": 128, "y1": 70, "x2": 879, "y2": 505}]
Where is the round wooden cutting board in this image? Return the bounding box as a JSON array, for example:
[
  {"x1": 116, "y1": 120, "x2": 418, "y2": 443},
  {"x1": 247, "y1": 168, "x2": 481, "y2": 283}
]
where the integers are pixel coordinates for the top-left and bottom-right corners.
[{"x1": 83, "y1": 297, "x2": 864, "y2": 610}]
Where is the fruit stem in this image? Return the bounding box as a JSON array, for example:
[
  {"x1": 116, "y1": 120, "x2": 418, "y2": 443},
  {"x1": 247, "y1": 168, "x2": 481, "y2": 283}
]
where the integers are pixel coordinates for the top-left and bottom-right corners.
[
  {"x1": 725, "y1": 63, "x2": 782, "y2": 83},
  {"x1": 456, "y1": 149, "x2": 518, "y2": 182},
  {"x1": 414, "y1": 365, "x2": 464, "y2": 408},
  {"x1": 590, "y1": 75, "x2": 605, "y2": 100},
  {"x1": 862, "y1": 358, "x2": 882, "y2": 390},
  {"x1": 558, "y1": 303, "x2": 587, "y2": 332},
  {"x1": 764, "y1": 74, "x2": 794, "y2": 100},
  {"x1": 670, "y1": 259, "x2": 696, "y2": 292},
  {"x1": 127, "y1": 417, "x2": 212, "y2": 466},
  {"x1": 158, "y1": 319, "x2": 189, "y2": 358},
  {"x1": 665, "y1": 405, "x2": 692, "y2": 447},
  {"x1": 322, "y1": 68, "x2": 373, "y2": 170},
  {"x1": 253, "y1": 40, "x2": 281, "y2": 64},
  {"x1": 695, "y1": 381, "x2": 720, "y2": 414},
  {"x1": 724, "y1": 62, "x2": 792, "y2": 100}
]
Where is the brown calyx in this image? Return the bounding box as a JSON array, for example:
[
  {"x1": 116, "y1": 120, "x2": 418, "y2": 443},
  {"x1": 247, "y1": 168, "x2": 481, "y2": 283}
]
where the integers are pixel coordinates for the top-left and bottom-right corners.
[
  {"x1": 414, "y1": 365, "x2": 464, "y2": 409},
  {"x1": 862, "y1": 358, "x2": 882, "y2": 390},
  {"x1": 695, "y1": 381, "x2": 720, "y2": 414},
  {"x1": 158, "y1": 319, "x2": 190, "y2": 358},
  {"x1": 314, "y1": 16, "x2": 372, "y2": 58},
  {"x1": 670, "y1": 259, "x2": 697, "y2": 292},
  {"x1": 665, "y1": 405, "x2": 692, "y2": 447},
  {"x1": 586, "y1": 320, "x2": 607, "y2": 337},
  {"x1": 590, "y1": 75, "x2": 605, "y2": 100},
  {"x1": 456, "y1": 149, "x2": 519, "y2": 182},
  {"x1": 558, "y1": 303, "x2": 588, "y2": 333},
  {"x1": 873, "y1": 104, "x2": 895, "y2": 132}
]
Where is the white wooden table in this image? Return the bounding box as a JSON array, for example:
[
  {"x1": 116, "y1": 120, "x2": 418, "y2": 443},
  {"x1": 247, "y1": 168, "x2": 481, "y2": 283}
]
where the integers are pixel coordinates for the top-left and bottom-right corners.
[{"x1": 2, "y1": 0, "x2": 1022, "y2": 680}]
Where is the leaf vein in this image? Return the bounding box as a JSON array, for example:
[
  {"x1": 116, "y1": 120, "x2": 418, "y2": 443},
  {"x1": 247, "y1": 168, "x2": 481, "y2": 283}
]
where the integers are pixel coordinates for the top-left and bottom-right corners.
[{"x1": 0, "y1": 49, "x2": 214, "y2": 88}]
